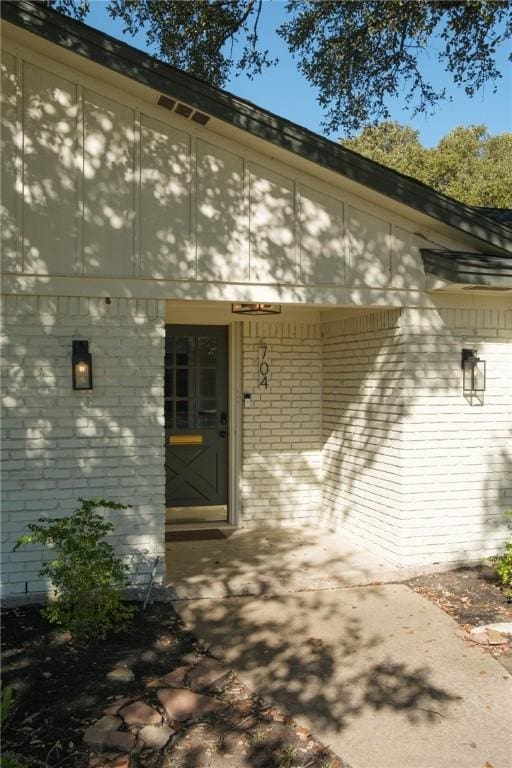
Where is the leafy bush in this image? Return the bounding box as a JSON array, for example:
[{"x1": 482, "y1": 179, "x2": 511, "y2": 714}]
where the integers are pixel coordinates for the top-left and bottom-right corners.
[
  {"x1": 15, "y1": 498, "x2": 134, "y2": 638},
  {"x1": 487, "y1": 512, "x2": 512, "y2": 599}
]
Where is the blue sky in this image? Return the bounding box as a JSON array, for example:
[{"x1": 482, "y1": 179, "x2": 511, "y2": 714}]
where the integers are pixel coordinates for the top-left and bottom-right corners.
[{"x1": 85, "y1": 0, "x2": 511, "y2": 147}]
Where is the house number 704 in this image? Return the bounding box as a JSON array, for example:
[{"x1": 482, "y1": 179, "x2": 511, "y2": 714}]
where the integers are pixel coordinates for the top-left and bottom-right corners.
[{"x1": 258, "y1": 345, "x2": 270, "y2": 389}]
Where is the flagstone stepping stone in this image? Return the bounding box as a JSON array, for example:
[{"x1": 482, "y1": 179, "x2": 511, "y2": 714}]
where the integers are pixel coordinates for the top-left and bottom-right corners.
[
  {"x1": 161, "y1": 665, "x2": 190, "y2": 687},
  {"x1": 89, "y1": 754, "x2": 131, "y2": 768},
  {"x1": 157, "y1": 688, "x2": 226, "y2": 722},
  {"x1": 103, "y1": 731, "x2": 136, "y2": 752},
  {"x1": 103, "y1": 698, "x2": 132, "y2": 716},
  {"x1": 138, "y1": 724, "x2": 174, "y2": 750},
  {"x1": 110, "y1": 756, "x2": 130, "y2": 768},
  {"x1": 84, "y1": 716, "x2": 122, "y2": 747},
  {"x1": 487, "y1": 628, "x2": 508, "y2": 645},
  {"x1": 188, "y1": 659, "x2": 229, "y2": 691},
  {"x1": 480, "y1": 622, "x2": 512, "y2": 636},
  {"x1": 119, "y1": 701, "x2": 162, "y2": 727},
  {"x1": 107, "y1": 668, "x2": 135, "y2": 683}
]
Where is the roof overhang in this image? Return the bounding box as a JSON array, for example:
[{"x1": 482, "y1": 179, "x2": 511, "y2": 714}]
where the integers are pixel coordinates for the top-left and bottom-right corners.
[
  {"x1": 421, "y1": 249, "x2": 512, "y2": 290},
  {"x1": 2, "y1": 0, "x2": 512, "y2": 257}
]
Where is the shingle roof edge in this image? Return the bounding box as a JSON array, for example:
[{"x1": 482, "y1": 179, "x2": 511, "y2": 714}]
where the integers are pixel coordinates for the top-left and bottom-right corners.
[{"x1": 420, "y1": 249, "x2": 512, "y2": 287}]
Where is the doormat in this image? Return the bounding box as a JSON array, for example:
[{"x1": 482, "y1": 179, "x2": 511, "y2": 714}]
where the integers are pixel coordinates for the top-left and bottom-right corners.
[{"x1": 165, "y1": 529, "x2": 227, "y2": 542}]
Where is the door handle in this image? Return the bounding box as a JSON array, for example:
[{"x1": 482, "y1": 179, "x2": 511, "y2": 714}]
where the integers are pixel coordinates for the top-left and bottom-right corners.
[
  {"x1": 220, "y1": 411, "x2": 228, "y2": 426},
  {"x1": 219, "y1": 430, "x2": 227, "y2": 438}
]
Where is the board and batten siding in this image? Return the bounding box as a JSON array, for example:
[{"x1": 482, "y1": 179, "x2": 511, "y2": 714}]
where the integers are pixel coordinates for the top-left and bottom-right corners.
[{"x1": 1, "y1": 48, "x2": 433, "y2": 292}]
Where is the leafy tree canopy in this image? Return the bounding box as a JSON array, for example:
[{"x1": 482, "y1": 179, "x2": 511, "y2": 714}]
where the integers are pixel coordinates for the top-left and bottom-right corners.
[
  {"x1": 342, "y1": 122, "x2": 512, "y2": 207},
  {"x1": 47, "y1": 0, "x2": 512, "y2": 134}
]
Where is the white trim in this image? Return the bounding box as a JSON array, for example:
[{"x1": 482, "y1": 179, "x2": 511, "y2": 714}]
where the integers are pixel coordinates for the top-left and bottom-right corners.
[
  {"x1": 15, "y1": 56, "x2": 23, "y2": 271},
  {"x1": 229, "y1": 321, "x2": 242, "y2": 527},
  {"x1": 164, "y1": 308, "x2": 243, "y2": 528},
  {"x1": 133, "y1": 109, "x2": 141, "y2": 276}
]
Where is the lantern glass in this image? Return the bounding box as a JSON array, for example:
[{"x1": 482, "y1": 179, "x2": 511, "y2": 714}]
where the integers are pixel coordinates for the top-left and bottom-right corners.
[
  {"x1": 461, "y1": 348, "x2": 485, "y2": 394},
  {"x1": 74, "y1": 360, "x2": 90, "y2": 389},
  {"x1": 72, "y1": 340, "x2": 93, "y2": 390},
  {"x1": 473, "y1": 359, "x2": 486, "y2": 392},
  {"x1": 462, "y1": 359, "x2": 473, "y2": 393}
]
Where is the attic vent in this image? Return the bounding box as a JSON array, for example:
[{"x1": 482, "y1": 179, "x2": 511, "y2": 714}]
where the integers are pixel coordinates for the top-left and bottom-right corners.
[
  {"x1": 175, "y1": 102, "x2": 193, "y2": 118},
  {"x1": 191, "y1": 111, "x2": 210, "y2": 125},
  {"x1": 157, "y1": 94, "x2": 210, "y2": 126},
  {"x1": 157, "y1": 95, "x2": 176, "y2": 111}
]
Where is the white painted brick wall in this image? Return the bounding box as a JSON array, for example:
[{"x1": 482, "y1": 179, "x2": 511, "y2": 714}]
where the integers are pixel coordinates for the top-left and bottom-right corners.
[
  {"x1": 398, "y1": 306, "x2": 512, "y2": 566},
  {"x1": 320, "y1": 306, "x2": 512, "y2": 566},
  {"x1": 241, "y1": 320, "x2": 322, "y2": 527},
  {"x1": 321, "y1": 310, "x2": 405, "y2": 560},
  {"x1": 1, "y1": 295, "x2": 166, "y2": 598}
]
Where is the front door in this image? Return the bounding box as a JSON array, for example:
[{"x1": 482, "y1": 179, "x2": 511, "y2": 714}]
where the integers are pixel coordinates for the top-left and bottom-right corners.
[{"x1": 165, "y1": 325, "x2": 229, "y2": 524}]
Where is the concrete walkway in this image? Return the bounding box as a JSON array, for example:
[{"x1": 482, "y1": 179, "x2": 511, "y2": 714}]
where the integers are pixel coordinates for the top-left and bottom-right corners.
[
  {"x1": 177, "y1": 584, "x2": 512, "y2": 768},
  {"x1": 165, "y1": 526, "x2": 431, "y2": 599}
]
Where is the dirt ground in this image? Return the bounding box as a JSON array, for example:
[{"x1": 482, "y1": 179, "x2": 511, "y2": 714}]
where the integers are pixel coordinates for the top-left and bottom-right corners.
[
  {"x1": 1, "y1": 602, "x2": 345, "y2": 768},
  {"x1": 406, "y1": 564, "x2": 512, "y2": 671},
  {"x1": 2, "y1": 565, "x2": 511, "y2": 768}
]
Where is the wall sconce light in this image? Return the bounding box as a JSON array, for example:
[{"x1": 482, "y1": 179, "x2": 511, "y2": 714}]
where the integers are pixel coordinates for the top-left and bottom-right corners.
[
  {"x1": 72, "y1": 340, "x2": 93, "y2": 390},
  {"x1": 231, "y1": 303, "x2": 281, "y2": 315},
  {"x1": 461, "y1": 348, "x2": 485, "y2": 394}
]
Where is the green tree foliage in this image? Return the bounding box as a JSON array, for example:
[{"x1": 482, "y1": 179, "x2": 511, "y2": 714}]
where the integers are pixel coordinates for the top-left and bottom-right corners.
[
  {"x1": 47, "y1": 0, "x2": 512, "y2": 134},
  {"x1": 15, "y1": 498, "x2": 134, "y2": 638},
  {"x1": 342, "y1": 122, "x2": 512, "y2": 206}
]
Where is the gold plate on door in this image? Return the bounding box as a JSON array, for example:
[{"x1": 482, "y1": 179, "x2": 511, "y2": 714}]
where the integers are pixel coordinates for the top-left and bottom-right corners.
[{"x1": 169, "y1": 434, "x2": 203, "y2": 445}]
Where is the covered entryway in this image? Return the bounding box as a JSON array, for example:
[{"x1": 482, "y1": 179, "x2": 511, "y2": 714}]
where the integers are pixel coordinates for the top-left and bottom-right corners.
[
  {"x1": 165, "y1": 324, "x2": 229, "y2": 524},
  {"x1": 165, "y1": 525, "x2": 406, "y2": 599}
]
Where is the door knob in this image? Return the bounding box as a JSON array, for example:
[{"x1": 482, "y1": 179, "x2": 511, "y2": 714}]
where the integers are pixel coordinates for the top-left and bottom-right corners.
[
  {"x1": 219, "y1": 430, "x2": 227, "y2": 438},
  {"x1": 220, "y1": 411, "x2": 228, "y2": 426}
]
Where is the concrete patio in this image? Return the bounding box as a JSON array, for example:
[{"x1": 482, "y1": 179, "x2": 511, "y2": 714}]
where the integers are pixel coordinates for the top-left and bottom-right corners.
[{"x1": 165, "y1": 526, "x2": 438, "y2": 600}]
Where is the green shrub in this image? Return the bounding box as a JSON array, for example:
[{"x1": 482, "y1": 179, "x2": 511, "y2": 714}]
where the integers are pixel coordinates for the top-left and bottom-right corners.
[
  {"x1": 1, "y1": 687, "x2": 24, "y2": 768},
  {"x1": 15, "y1": 498, "x2": 135, "y2": 639},
  {"x1": 487, "y1": 511, "x2": 512, "y2": 599}
]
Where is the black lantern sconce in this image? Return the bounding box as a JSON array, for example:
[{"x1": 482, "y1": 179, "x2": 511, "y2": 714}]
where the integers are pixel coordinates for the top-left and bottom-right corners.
[
  {"x1": 72, "y1": 340, "x2": 93, "y2": 390},
  {"x1": 461, "y1": 348, "x2": 486, "y2": 395},
  {"x1": 231, "y1": 303, "x2": 281, "y2": 315}
]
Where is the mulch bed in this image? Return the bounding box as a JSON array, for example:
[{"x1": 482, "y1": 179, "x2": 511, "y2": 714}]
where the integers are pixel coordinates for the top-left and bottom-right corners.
[
  {"x1": 3, "y1": 566, "x2": 511, "y2": 768},
  {"x1": 1, "y1": 602, "x2": 345, "y2": 768},
  {"x1": 406, "y1": 564, "x2": 512, "y2": 671}
]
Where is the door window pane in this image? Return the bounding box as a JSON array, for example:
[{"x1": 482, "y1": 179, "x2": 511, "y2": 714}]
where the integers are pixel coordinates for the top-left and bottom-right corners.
[
  {"x1": 164, "y1": 372, "x2": 174, "y2": 397},
  {"x1": 198, "y1": 400, "x2": 217, "y2": 428},
  {"x1": 199, "y1": 368, "x2": 216, "y2": 398},
  {"x1": 176, "y1": 400, "x2": 193, "y2": 428},
  {"x1": 164, "y1": 400, "x2": 174, "y2": 428},
  {"x1": 176, "y1": 368, "x2": 189, "y2": 398},
  {"x1": 176, "y1": 337, "x2": 192, "y2": 366},
  {"x1": 198, "y1": 337, "x2": 217, "y2": 366}
]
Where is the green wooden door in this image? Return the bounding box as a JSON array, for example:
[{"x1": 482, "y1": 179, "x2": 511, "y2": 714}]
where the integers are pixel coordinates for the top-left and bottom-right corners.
[{"x1": 165, "y1": 325, "x2": 229, "y2": 522}]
